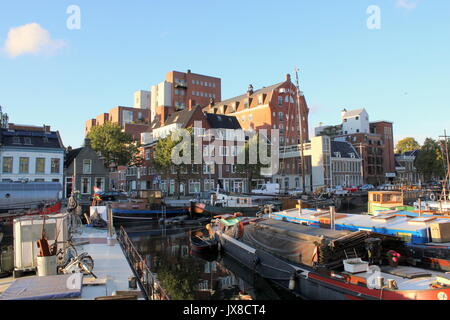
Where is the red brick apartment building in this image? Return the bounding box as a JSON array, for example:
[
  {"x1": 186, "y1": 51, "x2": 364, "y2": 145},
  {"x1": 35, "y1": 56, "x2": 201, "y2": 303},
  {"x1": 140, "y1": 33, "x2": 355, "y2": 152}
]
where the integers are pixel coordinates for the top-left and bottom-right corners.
[
  {"x1": 151, "y1": 70, "x2": 221, "y2": 127},
  {"x1": 132, "y1": 105, "x2": 250, "y2": 195},
  {"x1": 85, "y1": 106, "x2": 150, "y2": 141}
]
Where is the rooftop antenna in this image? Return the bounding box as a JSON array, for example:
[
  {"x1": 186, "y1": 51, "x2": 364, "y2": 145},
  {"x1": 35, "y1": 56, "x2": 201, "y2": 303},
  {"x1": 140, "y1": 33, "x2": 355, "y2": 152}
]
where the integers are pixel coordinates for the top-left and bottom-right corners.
[{"x1": 294, "y1": 67, "x2": 307, "y2": 194}]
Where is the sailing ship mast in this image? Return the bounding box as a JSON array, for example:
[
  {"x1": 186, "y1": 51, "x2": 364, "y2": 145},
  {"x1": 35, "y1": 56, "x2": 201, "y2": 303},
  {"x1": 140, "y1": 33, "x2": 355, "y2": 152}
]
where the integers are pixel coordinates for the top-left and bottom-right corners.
[{"x1": 294, "y1": 68, "x2": 306, "y2": 194}]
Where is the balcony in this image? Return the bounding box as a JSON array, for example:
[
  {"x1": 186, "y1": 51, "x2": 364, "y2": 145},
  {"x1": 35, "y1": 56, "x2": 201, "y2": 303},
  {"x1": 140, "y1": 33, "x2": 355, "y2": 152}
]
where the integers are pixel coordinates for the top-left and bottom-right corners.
[{"x1": 174, "y1": 80, "x2": 187, "y2": 89}]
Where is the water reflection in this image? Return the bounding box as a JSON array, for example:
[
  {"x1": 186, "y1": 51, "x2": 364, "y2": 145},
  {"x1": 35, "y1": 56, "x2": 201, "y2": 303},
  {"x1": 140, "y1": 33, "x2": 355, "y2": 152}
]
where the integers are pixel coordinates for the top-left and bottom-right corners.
[{"x1": 122, "y1": 222, "x2": 297, "y2": 300}]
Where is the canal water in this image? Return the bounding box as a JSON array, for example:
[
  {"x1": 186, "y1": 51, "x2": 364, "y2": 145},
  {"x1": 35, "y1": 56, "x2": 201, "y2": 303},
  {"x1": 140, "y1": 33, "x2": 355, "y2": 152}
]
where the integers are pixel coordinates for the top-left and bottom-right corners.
[{"x1": 121, "y1": 222, "x2": 299, "y2": 300}]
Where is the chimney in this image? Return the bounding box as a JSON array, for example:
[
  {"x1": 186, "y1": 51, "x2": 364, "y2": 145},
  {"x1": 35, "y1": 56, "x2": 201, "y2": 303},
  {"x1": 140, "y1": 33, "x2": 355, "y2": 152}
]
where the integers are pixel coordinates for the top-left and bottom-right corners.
[
  {"x1": 84, "y1": 138, "x2": 91, "y2": 148},
  {"x1": 44, "y1": 125, "x2": 50, "y2": 133},
  {"x1": 286, "y1": 74, "x2": 291, "y2": 82},
  {"x1": 247, "y1": 84, "x2": 254, "y2": 96},
  {"x1": 67, "y1": 146, "x2": 72, "y2": 152},
  {"x1": 187, "y1": 69, "x2": 191, "y2": 74},
  {"x1": 188, "y1": 99, "x2": 194, "y2": 111}
]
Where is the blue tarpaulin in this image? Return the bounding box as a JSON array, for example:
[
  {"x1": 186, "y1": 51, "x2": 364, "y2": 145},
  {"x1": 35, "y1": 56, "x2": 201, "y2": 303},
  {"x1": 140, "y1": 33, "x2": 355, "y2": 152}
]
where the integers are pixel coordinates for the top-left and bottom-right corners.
[{"x1": 0, "y1": 273, "x2": 82, "y2": 300}]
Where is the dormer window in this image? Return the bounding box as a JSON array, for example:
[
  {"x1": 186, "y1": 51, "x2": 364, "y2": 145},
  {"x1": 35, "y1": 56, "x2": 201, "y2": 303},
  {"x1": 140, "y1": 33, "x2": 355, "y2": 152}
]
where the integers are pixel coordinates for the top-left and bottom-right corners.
[
  {"x1": 334, "y1": 152, "x2": 341, "y2": 158},
  {"x1": 244, "y1": 99, "x2": 249, "y2": 109},
  {"x1": 258, "y1": 95, "x2": 263, "y2": 104}
]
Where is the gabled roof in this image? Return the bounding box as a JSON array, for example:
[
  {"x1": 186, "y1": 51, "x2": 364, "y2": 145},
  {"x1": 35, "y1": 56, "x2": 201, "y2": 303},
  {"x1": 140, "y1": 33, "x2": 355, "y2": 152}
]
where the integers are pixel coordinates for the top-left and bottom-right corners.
[
  {"x1": 154, "y1": 105, "x2": 202, "y2": 130},
  {"x1": 216, "y1": 82, "x2": 283, "y2": 107},
  {"x1": 64, "y1": 147, "x2": 82, "y2": 167},
  {"x1": 205, "y1": 113, "x2": 241, "y2": 130},
  {"x1": 342, "y1": 108, "x2": 366, "y2": 118},
  {"x1": 331, "y1": 140, "x2": 360, "y2": 159}
]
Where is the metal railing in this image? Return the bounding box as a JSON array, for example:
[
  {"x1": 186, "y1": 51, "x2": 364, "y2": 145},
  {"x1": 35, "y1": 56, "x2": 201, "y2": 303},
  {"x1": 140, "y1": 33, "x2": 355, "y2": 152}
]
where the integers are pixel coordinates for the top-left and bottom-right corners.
[{"x1": 116, "y1": 226, "x2": 170, "y2": 300}]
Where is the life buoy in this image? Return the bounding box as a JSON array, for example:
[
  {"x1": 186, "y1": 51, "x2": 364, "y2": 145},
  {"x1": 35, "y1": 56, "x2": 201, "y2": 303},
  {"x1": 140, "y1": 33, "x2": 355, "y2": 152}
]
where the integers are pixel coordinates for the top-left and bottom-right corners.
[{"x1": 429, "y1": 193, "x2": 436, "y2": 201}]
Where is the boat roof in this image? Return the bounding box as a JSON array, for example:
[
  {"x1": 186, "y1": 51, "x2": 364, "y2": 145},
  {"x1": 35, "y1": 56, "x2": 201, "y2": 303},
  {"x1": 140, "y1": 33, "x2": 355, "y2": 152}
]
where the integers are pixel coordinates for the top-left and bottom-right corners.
[{"x1": 272, "y1": 208, "x2": 450, "y2": 234}]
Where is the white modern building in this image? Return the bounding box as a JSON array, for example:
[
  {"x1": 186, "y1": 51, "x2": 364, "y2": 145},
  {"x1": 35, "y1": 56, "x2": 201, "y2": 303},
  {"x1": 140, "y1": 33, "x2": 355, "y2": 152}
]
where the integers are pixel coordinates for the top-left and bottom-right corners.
[
  {"x1": 341, "y1": 108, "x2": 370, "y2": 135},
  {"x1": 134, "y1": 90, "x2": 151, "y2": 109},
  {"x1": 0, "y1": 124, "x2": 65, "y2": 186},
  {"x1": 150, "y1": 81, "x2": 173, "y2": 122}
]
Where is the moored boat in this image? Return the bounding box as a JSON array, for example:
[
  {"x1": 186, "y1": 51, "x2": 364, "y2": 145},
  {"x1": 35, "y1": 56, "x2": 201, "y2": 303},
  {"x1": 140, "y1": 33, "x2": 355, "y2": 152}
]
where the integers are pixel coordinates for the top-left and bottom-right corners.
[{"x1": 212, "y1": 217, "x2": 450, "y2": 300}]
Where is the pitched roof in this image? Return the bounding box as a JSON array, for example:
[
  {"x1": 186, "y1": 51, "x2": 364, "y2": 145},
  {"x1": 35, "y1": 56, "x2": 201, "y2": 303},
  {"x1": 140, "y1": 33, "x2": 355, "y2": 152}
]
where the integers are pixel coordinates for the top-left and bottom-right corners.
[
  {"x1": 205, "y1": 113, "x2": 241, "y2": 129},
  {"x1": 342, "y1": 108, "x2": 366, "y2": 118},
  {"x1": 155, "y1": 105, "x2": 202, "y2": 130},
  {"x1": 64, "y1": 147, "x2": 82, "y2": 166},
  {"x1": 331, "y1": 140, "x2": 360, "y2": 159},
  {"x1": 0, "y1": 128, "x2": 64, "y2": 149},
  {"x1": 215, "y1": 82, "x2": 284, "y2": 108}
]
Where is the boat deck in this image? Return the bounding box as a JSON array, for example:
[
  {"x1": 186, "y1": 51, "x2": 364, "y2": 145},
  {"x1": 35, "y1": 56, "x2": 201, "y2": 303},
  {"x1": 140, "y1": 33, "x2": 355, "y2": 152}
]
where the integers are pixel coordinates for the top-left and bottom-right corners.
[{"x1": 0, "y1": 225, "x2": 141, "y2": 300}]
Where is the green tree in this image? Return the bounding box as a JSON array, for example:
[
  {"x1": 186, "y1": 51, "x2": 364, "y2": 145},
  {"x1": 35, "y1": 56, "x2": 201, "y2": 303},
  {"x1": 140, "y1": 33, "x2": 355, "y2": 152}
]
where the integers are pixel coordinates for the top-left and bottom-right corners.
[
  {"x1": 395, "y1": 137, "x2": 420, "y2": 154},
  {"x1": 153, "y1": 129, "x2": 193, "y2": 198},
  {"x1": 235, "y1": 134, "x2": 269, "y2": 192},
  {"x1": 415, "y1": 138, "x2": 445, "y2": 181},
  {"x1": 86, "y1": 122, "x2": 140, "y2": 168}
]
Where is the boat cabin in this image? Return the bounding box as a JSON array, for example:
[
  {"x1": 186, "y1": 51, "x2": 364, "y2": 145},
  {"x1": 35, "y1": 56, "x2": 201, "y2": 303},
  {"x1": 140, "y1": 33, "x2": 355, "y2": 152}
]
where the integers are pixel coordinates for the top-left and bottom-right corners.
[{"x1": 368, "y1": 191, "x2": 408, "y2": 214}]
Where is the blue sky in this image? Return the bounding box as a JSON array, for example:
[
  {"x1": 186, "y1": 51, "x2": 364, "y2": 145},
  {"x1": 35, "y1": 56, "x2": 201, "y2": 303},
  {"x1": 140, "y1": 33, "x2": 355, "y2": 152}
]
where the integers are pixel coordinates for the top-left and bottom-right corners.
[{"x1": 0, "y1": 0, "x2": 449, "y2": 148}]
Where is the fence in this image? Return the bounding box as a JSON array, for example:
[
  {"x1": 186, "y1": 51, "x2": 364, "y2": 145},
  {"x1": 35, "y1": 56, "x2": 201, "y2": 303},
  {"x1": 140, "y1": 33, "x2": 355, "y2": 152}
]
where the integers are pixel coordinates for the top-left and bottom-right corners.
[{"x1": 116, "y1": 226, "x2": 170, "y2": 300}]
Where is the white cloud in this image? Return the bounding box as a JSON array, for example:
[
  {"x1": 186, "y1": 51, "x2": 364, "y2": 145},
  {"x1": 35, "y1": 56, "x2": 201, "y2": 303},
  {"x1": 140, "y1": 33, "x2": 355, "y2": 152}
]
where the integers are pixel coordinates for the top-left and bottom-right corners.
[
  {"x1": 3, "y1": 23, "x2": 66, "y2": 58},
  {"x1": 395, "y1": 0, "x2": 419, "y2": 10}
]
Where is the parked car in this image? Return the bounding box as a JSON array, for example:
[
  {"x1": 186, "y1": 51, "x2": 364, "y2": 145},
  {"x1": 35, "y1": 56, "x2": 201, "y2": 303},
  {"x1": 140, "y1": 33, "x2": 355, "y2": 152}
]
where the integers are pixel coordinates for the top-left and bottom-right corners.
[
  {"x1": 329, "y1": 185, "x2": 349, "y2": 195},
  {"x1": 287, "y1": 188, "x2": 303, "y2": 196},
  {"x1": 359, "y1": 184, "x2": 375, "y2": 191},
  {"x1": 377, "y1": 184, "x2": 395, "y2": 191},
  {"x1": 344, "y1": 186, "x2": 358, "y2": 193}
]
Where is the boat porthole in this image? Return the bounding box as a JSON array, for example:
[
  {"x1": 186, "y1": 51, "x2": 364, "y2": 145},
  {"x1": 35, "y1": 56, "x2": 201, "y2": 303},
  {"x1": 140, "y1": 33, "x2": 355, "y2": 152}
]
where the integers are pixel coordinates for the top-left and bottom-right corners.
[{"x1": 438, "y1": 292, "x2": 448, "y2": 300}]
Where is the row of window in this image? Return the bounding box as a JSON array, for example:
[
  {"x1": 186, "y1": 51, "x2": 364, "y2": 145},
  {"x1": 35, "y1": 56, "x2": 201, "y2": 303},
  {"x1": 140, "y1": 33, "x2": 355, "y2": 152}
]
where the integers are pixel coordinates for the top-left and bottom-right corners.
[
  {"x1": 191, "y1": 79, "x2": 216, "y2": 87},
  {"x1": 78, "y1": 177, "x2": 105, "y2": 194},
  {"x1": 157, "y1": 178, "x2": 244, "y2": 194},
  {"x1": 2, "y1": 157, "x2": 61, "y2": 174},
  {"x1": 277, "y1": 95, "x2": 295, "y2": 105},
  {"x1": 332, "y1": 161, "x2": 361, "y2": 173},
  {"x1": 192, "y1": 91, "x2": 216, "y2": 99}
]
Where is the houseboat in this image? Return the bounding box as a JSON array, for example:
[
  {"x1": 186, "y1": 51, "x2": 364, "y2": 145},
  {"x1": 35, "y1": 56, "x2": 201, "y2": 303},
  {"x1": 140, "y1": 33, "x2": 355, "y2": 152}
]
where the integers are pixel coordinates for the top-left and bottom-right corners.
[
  {"x1": 190, "y1": 190, "x2": 264, "y2": 216},
  {"x1": 212, "y1": 216, "x2": 450, "y2": 300},
  {"x1": 110, "y1": 189, "x2": 188, "y2": 223}
]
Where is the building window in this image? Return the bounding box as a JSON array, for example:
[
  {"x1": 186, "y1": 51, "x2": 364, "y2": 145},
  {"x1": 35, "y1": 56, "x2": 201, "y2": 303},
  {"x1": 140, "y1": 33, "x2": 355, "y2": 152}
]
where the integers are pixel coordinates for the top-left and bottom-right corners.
[
  {"x1": 220, "y1": 146, "x2": 228, "y2": 156},
  {"x1": 24, "y1": 137, "x2": 32, "y2": 145},
  {"x1": 51, "y1": 158, "x2": 60, "y2": 174},
  {"x1": 19, "y1": 157, "x2": 29, "y2": 173},
  {"x1": 95, "y1": 177, "x2": 105, "y2": 190},
  {"x1": 279, "y1": 112, "x2": 284, "y2": 121},
  {"x1": 81, "y1": 177, "x2": 91, "y2": 194},
  {"x1": 36, "y1": 158, "x2": 45, "y2": 174},
  {"x1": 189, "y1": 180, "x2": 201, "y2": 193},
  {"x1": 83, "y1": 159, "x2": 92, "y2": 174},
  {"x1": 13, "y1": 137, "x2": 21, "y2": 144},
  {"x1": 2, "y1": 157, "x2": 13, "y2": 173},
  {"x1": 204, "y1": 179, "x2": 215, "y2": 191},
  {"x1": 258, "y1": 95, "x2": 263, "y2": 104},
  {"x1": 278, "y1": 96, "x2": 283, "y2": 105}
]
